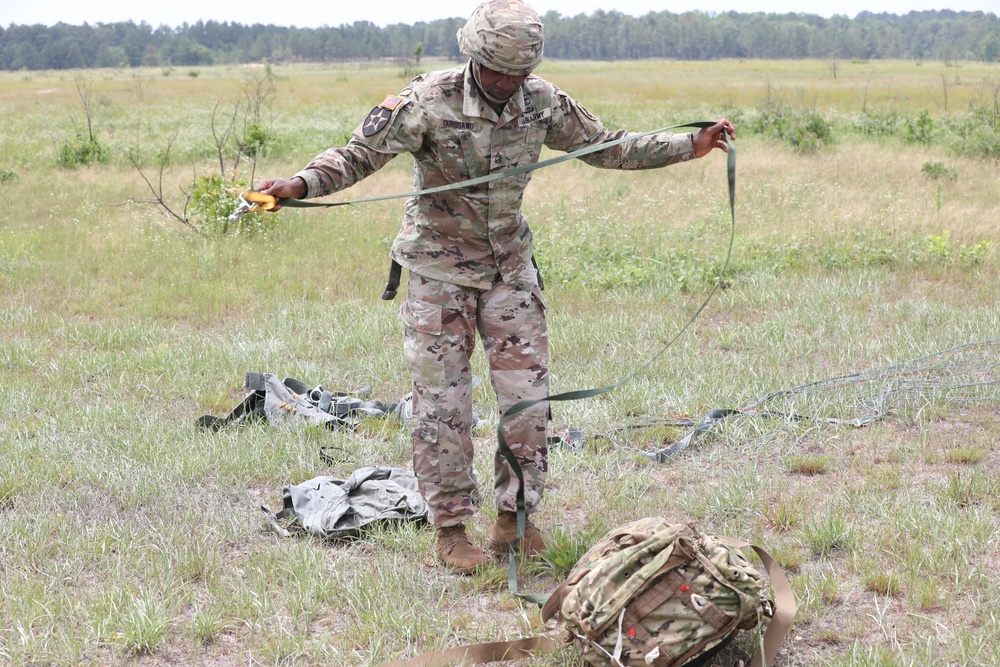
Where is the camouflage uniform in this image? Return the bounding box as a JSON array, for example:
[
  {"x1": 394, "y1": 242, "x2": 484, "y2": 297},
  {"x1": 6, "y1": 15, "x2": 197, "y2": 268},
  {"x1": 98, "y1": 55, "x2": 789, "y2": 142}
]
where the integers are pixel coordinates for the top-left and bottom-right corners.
[{"x1": 292, "y1": 27, "x2": 696, "y2": 527}]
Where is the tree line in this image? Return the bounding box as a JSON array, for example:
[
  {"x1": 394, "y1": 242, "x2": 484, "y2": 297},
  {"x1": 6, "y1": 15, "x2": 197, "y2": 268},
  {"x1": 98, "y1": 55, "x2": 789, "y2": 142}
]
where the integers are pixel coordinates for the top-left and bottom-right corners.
[{"x1": 2, "y1": 9, "x2": 999, "y2": 71}]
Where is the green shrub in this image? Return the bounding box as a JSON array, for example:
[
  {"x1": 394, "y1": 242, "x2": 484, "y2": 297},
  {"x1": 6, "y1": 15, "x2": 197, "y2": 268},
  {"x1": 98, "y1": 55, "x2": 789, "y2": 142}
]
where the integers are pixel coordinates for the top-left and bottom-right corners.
[
  {"x1": 920, "y1": 161, "x2": 957, "y2": 180},
  {"x1": 57, "y1": 132, "x2": 108, "y2": 168},
  {"x1": 924, "y1": 231, "x2": 952, "y2": 263},
  {"x1": 242, "y1": 121, "x2": 271, "y2": 158},
  {"x1": 904, "y1": 109, "x2": 934, "y2": 144},
  {"x1": 856, "y1": 110, "x2": 905, "y2": 138},
  {"x1": 959, "y1": 240, "x2": 994, "y2": 266},
  {"x1": 536, "y1": 230, "x2": 720, "y2": 292},
  {"x1": 946, "y1": 101, "x2": 1000, "y2": 158},
  {"x1": 750, "y1": 102, "x2": 833, "y2": 152},
  {"x1": 188, "y1": 173, "x2": 280, "y2": 237},
  {"x1": 0, "y1": 167, "x2": 17, "y2": 183}
]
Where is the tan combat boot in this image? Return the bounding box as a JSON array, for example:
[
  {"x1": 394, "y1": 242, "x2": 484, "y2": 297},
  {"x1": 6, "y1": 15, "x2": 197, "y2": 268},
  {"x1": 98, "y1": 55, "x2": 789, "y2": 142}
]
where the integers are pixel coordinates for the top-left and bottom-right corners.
[
  {"x1": 489, "y1": 511, "x2": 546, "y2": 557},
  {"x1": 436, "y1": 524, "x2": 489, "y2": 574}
]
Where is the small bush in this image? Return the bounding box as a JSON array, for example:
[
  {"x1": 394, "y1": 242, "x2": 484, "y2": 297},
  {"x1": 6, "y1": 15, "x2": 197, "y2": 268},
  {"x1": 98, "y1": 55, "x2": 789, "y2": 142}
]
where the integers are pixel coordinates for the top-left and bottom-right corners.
[
  {"x1": 750, "y1": 102, "x2": 833, "y2": 152},
  {"x1": 817, "y1": 234, "x2": 898, "y2": 270},
  {"x1": 119, "y1": 592, "x2": 169, "y2": 655},
  {"x1": 864, "y1": 570, "x2": 903, "y2": 597},
  {"x1": 0, "y1": 167, "x2": 17, "y2": 183},
  {"x1": 904, "y1": 109, "x2": 934, "y2": 144},
  {"x1": 0, "y1": 477, "x2": 23, "y2": 509},
  {"x1": 192, "y1": 608, "x2": 225, "y2": 645},
  {"x1": 943, "y1": 445, "x2": 986, "y2": 464},
  {"x1": 924, "y1": 231, "x2": 952, "y2": 263},
  {"x1": 57, "y1": 133, "x2": 108, "y2": 168},
  {"x1": 959, "y1": 240, "x2": 994, "y2": 266},
  {"x1": 765, "y1": 494, "x2": 808, "y2": 531},
  {"x1": 857, "y1": 110, "x2": 904, "y2": 137},
  {"x1": 920, "y1": 161, "x2": 957, "y2": 180},
  {"x1": 242, "y1": 121, "x2": 271, "y2": 158},
  {"x1": 948, "y1": 102, "x2": 1000, "y2": 158},
  {"x1": 188, "y1": 173, "x2": 280, "y2": 237}
]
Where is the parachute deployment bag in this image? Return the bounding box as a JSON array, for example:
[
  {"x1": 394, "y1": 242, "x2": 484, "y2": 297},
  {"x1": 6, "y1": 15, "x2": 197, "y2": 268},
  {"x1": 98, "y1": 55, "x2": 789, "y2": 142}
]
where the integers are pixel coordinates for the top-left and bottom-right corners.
[{"x1": 541, "y1": 518, "x2": 793, "y2": 667}]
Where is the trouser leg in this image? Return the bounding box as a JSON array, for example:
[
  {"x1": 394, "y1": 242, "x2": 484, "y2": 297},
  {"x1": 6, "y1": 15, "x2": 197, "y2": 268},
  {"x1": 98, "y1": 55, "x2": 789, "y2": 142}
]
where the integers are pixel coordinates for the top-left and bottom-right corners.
[
  {"x1": 401, "y1": 272, "x2": 479, "y2": 527},
  {"x1": 477, "y1": 264, "x2": 550, "y2": 514}
]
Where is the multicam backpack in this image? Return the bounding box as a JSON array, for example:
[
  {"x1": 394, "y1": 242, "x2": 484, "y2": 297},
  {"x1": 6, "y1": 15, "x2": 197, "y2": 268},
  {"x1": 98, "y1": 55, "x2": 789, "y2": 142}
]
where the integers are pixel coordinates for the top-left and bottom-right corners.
[
  {"x1": 541, "y1": 518, "x2": 794, "y2": 667},
  {"x1": 373, "y1": 518, "x2": 793, "y2": 667}
]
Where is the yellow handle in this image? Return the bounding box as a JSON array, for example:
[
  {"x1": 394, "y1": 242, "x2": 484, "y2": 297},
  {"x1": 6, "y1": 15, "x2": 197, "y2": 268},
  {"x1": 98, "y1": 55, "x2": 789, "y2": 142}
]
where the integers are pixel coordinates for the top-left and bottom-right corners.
[{"x1": 241, "y1": 190, "x2": 277, "y2": 213}]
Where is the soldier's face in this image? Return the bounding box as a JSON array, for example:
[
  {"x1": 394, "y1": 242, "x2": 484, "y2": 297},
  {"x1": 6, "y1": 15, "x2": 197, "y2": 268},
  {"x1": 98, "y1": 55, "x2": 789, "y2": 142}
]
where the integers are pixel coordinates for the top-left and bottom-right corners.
[{"x1": 478, "y1": 65, "x2": 528, "y2": 101}]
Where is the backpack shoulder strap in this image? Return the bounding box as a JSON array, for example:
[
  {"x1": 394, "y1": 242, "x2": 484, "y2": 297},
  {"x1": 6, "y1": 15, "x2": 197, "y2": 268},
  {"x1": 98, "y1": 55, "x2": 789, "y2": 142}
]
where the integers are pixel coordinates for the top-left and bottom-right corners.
[{"x1": 717, "y1": 537, "x2": 797, "y2": 667}]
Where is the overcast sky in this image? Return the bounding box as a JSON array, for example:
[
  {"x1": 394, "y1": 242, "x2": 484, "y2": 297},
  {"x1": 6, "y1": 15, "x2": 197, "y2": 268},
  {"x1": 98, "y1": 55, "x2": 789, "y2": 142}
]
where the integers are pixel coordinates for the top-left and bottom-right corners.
[{"x1": 4, "y1": 0, "x2": 998, "y2": 29}]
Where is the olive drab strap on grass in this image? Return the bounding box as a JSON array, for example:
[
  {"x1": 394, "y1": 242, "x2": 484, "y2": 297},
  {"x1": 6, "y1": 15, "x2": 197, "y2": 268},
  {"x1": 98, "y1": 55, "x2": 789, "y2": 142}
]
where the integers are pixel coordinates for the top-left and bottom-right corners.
[
  {"x1": 498, "y1": 133, "x2": 736, "y2": 605},
  {"x1": 238, "y1": 121, "x2": 724, "y2": 305},
  {"x1": 240, "y1": 121, "x2": 722, "y2": 215}
]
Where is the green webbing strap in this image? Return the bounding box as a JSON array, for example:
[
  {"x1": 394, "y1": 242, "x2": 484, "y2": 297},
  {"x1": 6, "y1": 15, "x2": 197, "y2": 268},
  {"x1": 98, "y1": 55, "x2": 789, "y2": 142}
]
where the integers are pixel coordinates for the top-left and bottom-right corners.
[
  {"x1": 500, "y1": 134, "x2": 737, "y2": 605},
  {"x1": 272, "y1": 121, "x2": 719, "y2": 209}
]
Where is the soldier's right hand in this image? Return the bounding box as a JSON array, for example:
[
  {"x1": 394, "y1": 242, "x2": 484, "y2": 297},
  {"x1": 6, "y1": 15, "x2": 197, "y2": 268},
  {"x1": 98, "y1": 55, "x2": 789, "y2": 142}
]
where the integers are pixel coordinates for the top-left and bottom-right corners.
[{"x1": 255, "y1": 176, "x2": 307, "y2": 211}]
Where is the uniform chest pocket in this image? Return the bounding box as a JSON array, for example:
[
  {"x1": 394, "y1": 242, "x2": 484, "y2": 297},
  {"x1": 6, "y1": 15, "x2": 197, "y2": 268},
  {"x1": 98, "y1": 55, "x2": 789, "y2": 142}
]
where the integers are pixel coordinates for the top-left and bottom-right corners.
[
  {"x1": 429, "y1": 125, "x2": 486, "y2": 184},
  {"x1": 459, "y1": 132, "x2": 487, "y2": 180},
  {"x1": 493, "y1": 121, "x2": 547, "y2": 181}
]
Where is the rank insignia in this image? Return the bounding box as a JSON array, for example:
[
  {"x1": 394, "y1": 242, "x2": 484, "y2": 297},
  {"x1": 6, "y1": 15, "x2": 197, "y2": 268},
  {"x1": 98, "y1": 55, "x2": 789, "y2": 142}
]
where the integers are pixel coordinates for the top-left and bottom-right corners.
[{"x1": 362, "y1": 106, "x2": 393, "y2": 137}]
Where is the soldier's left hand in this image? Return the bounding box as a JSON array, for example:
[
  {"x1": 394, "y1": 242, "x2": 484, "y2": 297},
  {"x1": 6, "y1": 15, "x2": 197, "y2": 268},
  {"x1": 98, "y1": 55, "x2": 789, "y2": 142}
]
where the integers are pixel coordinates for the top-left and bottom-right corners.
[{"x1": 692, "y1": 119, "x2": 735, "y2": 158}]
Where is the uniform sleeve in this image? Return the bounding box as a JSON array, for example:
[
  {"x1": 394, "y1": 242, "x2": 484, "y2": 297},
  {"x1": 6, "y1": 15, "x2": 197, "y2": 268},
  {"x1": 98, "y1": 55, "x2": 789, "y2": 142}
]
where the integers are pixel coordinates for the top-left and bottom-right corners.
[
  {"x1": 293, "y1": 90, "x2": 427, "y2": 199},
  {"x1": 544, "y1": 88, "x2": 695, "y2": 170}
]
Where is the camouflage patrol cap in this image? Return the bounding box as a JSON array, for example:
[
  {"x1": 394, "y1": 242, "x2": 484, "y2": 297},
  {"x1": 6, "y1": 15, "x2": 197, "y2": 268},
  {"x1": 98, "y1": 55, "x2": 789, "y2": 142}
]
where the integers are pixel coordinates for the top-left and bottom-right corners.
[{"x1": 457, "y1": 0, "x2": 544, "y2": 76}]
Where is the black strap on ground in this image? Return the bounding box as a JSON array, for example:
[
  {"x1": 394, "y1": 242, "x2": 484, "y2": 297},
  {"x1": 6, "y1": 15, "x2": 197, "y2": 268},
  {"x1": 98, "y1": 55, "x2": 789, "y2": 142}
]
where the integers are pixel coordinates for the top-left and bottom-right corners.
[{"x1": 498, "y1": 130, "x2": 736, "y2": 605}]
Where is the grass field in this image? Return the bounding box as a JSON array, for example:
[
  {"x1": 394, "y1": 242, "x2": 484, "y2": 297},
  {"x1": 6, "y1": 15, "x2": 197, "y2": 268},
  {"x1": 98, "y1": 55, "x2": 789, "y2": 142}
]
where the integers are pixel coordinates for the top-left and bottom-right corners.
[{"x1": 1, "y1": 58, "x2": 998, "y2": 666}]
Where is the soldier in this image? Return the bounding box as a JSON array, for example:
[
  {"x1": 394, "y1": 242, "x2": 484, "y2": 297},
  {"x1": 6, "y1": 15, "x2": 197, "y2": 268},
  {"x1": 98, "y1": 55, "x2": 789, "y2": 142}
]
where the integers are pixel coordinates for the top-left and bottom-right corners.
[{"x1": 257, "y1": 0, "x2": 734, "y2": 574}]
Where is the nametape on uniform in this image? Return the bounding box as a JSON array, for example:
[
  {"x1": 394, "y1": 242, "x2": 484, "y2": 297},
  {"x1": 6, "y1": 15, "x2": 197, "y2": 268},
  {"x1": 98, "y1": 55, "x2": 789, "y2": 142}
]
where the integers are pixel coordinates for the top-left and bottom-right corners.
[
  {"x1": 440, "y1": 119, "x2": 476, "y2": 130},
  {"x1": 518, "y1": 108, "x2": 552, "y2": 127}
]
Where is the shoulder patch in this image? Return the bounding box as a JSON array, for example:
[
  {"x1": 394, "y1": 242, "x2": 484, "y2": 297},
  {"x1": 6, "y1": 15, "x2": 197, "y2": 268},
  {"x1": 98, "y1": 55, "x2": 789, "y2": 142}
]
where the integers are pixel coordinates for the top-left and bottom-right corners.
[{"x1": 362, "y1": 106, "x2": 393, "y2": 137}]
